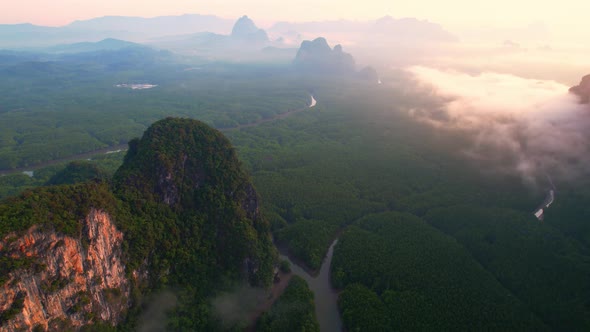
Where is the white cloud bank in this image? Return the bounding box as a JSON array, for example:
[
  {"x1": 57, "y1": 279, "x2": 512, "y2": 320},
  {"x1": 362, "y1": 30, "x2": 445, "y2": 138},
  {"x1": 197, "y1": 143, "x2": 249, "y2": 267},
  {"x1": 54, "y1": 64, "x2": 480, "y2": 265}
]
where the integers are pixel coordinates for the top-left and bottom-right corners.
[{"x1": 408, "y1": 66, "x2": 590, "y2": 186}]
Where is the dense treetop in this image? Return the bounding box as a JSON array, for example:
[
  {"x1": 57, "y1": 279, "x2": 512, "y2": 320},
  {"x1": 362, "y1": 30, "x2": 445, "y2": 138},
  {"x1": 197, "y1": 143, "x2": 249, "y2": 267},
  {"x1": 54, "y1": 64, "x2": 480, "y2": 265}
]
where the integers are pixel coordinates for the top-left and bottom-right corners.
[{"x1": 256, "y1": 276, "x2": 319, "y2": 332}]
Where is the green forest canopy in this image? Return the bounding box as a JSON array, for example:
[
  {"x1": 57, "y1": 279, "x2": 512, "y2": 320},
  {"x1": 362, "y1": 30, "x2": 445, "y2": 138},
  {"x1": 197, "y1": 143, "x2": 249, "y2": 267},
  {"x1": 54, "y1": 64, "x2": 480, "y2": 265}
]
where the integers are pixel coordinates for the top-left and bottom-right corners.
[{"x1": 0, "y1": 58, "x2": 588, "y2": 330}]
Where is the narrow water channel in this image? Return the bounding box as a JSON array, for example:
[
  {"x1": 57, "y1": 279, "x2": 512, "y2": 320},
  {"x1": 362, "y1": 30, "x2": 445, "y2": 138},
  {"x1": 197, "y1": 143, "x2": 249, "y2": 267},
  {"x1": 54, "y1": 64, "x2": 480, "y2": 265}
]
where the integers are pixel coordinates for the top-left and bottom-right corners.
[{"x1": 279, "y1": 239, "x2": 342, "y2": 332}]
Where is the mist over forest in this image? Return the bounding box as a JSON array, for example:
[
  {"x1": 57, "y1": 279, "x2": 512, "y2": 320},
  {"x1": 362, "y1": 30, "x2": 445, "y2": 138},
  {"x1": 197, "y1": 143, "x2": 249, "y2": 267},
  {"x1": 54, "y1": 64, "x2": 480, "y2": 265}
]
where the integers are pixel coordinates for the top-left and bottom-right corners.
[{"x1": 0, "y1": 8, "x2": 589, "y2": 332}]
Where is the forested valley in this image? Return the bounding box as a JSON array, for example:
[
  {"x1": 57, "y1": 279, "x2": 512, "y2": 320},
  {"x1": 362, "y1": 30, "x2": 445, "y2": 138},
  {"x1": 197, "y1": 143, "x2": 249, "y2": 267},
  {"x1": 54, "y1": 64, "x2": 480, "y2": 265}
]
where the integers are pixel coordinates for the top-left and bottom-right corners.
[{"x1": 1, "y1": 47, "x2": 589, "y2": 331}]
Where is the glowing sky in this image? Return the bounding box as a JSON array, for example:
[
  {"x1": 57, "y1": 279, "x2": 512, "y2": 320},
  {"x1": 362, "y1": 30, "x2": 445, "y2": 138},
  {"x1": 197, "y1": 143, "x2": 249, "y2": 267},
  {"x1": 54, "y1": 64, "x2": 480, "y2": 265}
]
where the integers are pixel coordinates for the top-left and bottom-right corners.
[{"x1": 1, "y1": 0, "x2": 588, "y2": 31}]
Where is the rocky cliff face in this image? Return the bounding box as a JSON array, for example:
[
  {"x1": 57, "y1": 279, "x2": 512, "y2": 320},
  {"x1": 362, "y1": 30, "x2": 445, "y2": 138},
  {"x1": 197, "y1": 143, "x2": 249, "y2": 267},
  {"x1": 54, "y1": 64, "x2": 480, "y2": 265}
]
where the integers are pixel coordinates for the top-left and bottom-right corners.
[
  {"x1": 0, "y1": 209, "x2": 129, "y2": 331},
  {"x1": 570, "y1": 74, "x2": 590, "y2": 103}
]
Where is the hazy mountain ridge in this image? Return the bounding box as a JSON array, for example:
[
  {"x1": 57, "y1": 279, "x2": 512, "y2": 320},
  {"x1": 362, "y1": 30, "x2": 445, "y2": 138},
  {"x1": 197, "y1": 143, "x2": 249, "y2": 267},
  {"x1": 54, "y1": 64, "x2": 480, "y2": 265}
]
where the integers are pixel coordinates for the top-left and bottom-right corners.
[
  {"x1": 0, "y1": 14, "x2": 233, "y2": 48},
  {"x1": 43, "y1": 38, "x2": 141, "y2": 54},
  {"x1": 270, "y1": 15, "x2": 457, "y2": 45},
  {"x1": 0, "y1": 23, "x2": 135, "y2": 49},
  {"x1": 148, "y1": 15, "x2": 284, "y2": 61},
  {"x1": 0, "y1": 14, "x2": 456, "y2": 65},
  {"x1": 67, "y1": 14, "x2": 233, "y2": 35},
  {"x1": 0, "y1": 41, "x2": 176, "y2": 78}
]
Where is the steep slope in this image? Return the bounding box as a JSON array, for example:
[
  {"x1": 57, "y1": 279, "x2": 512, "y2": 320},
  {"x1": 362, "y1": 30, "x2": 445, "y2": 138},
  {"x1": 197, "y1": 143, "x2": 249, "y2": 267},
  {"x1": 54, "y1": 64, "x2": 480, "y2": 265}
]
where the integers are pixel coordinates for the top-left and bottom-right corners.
[
  {"x1": 0, "y1": 182, "x2": 127, "y2": 331},
  {"x1": 113, "y1": 118, "x2": 274, "y2": 286},
  {"x1": 46, "y1": 161, "x2": 108, "y2": 185},
  {"x1": 0, "y1": 118, "x2": 275, "y2": 330}
]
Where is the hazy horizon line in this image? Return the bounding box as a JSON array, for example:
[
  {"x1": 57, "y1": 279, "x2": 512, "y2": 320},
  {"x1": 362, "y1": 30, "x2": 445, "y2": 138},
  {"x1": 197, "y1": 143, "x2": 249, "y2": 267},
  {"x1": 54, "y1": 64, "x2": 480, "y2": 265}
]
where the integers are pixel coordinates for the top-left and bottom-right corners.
[{"x1": 0, "y1": 12, "x2": 436, "y2": 29}]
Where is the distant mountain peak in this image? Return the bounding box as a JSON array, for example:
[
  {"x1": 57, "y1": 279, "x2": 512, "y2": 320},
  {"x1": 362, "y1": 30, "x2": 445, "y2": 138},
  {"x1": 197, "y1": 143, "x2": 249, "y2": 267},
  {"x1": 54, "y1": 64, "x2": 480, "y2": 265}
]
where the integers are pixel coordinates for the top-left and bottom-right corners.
[
  {"x1": 231, "y1": 15, "x2": 268, "y2": 42},
  {"x1": 299, "y1": 37, "x2": 331, "y2": 54},
  {"x1": 570, "y1": 74, "x2": 590, "y2": 104},
  {"x1": 96, "y1": 37, "x2": 131, "y2": 44},
  {"x1": 294, "y1": 37, "x2": 355, "y2": 73},
  {"x1": 232, "y1": 16, "x2": 257, "y2": 35}
]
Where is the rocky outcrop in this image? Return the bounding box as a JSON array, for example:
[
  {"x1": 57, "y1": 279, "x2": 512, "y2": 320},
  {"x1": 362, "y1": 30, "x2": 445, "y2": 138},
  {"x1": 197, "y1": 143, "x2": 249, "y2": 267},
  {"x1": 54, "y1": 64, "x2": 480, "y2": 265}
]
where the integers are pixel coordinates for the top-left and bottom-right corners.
[
  {"x1": 570, "y1": 74, "x2": 590, "y2": 103},
  {"x1": 240, "y1": 182, "x2": 261, "y2": 221},
  {"x1": 0, "y1": 209, "x2": 129, "y2": 331},
  {"x1": 293, "y1": 37, "x2": 355, "y2": 73}
]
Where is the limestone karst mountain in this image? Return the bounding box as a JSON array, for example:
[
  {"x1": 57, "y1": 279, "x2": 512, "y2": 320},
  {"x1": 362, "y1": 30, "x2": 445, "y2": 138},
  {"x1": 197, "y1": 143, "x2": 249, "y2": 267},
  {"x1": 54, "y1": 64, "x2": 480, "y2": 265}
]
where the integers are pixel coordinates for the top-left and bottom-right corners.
[
  {"x1": 231, "y1": 15, "x2": 269, "y2": 43},
  {"x1": 0, "y1": 118, "x2": 275, "y2": 331},
  {"x1": 293, "y1": 37, "x2": 355, "y2": 73}
]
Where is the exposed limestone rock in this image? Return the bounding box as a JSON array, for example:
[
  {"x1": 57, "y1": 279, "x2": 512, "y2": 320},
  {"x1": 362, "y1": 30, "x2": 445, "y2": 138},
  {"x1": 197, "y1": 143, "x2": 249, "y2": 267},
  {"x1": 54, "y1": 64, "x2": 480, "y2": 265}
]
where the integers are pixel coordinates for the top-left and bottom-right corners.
[
  {"x1": 240, "y1": 182, "x2": 261, "y2": 221},
  {"x1": 0, "y1": 209, "x2": 129, "y2": 331}
]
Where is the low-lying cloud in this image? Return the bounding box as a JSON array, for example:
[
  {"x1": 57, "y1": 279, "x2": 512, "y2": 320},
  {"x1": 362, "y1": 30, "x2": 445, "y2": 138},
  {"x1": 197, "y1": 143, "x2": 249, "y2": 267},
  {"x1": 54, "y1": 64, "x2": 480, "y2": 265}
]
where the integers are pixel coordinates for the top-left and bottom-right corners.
[
  {"x1": 212, "y1": 285, "x2": 269, "y2": 329},
  {"x1": 137, "y1": 290, "x2": 178, "y2": 332},
  {"x1": 407, "y1": 66, "x2": 590, "y2": 187}
]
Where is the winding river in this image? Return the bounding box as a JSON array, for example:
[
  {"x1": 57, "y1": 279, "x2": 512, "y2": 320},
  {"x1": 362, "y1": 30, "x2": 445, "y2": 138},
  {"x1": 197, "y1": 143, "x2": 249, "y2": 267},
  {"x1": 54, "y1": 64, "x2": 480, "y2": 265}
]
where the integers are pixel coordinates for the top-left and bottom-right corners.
[
  {"x1": 533, "y1": 175, "x2": 557, "y2": 220},
  {"x1": 279, "y1": 239, "x2": 342, "y2": 332}
]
